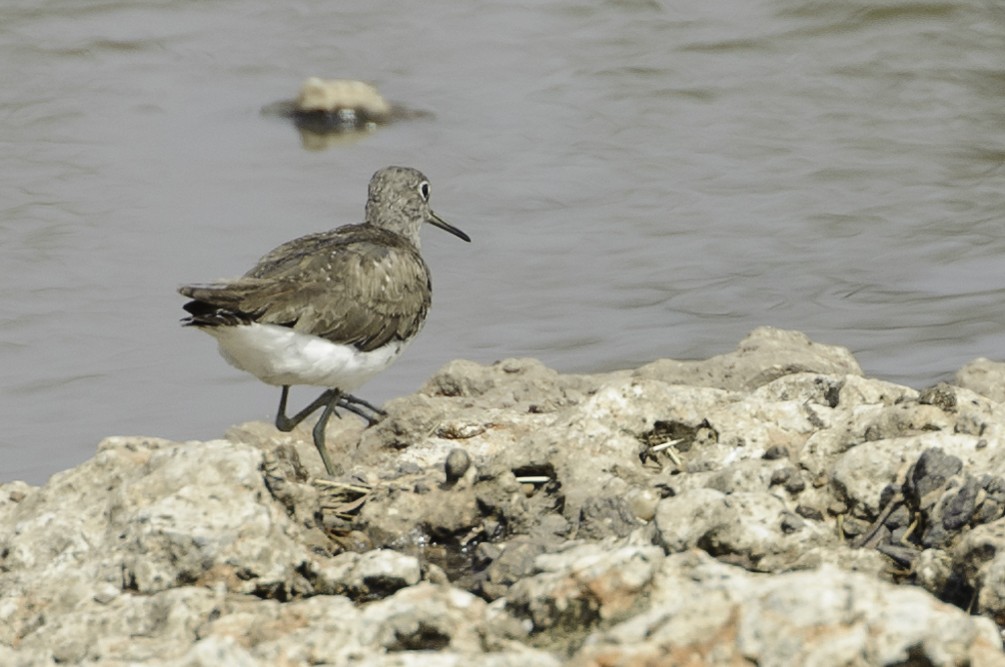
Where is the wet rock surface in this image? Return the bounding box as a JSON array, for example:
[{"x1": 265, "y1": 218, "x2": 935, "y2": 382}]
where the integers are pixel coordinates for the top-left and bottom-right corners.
[
  {"x1": 261, "y1": 77, "x2": 432, "y2": 149},
  {"x1": 4, "y1": 327, "x2": 1005, "y2": 665}
]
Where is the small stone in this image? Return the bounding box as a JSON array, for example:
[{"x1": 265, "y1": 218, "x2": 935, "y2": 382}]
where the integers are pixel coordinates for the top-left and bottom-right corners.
[
  {"x1": 884, "y1": 504, "x2": 912, "y2": 530},
  {"x1": 296, "y1": 78, "x2": 390, "y2": 117},
  {"x1": 914, "y1": 548, "x2": 953, "y2": 596},
  {"x1": 940, "y1": 477, "x2": 979, "y2": 531},
  {"x1": 780, "y1": 513, "x2": 805, "y2": 534},
  {"x1": 795, "y1": 505, "x2": 824, "y2": 521},
  {"x1": 93, "y1": 584, "x2": 120, "y2": 605},
  {"x1": 445, "y1": 448, "x2": 472, "y2": 484},
  {"x1": 770, "y1": 468, "x2": 791, "y2": 486},
  {"x1": 918, "y1": 383, "x2": 957, "y2": 411},
  {"x1": 627, "y1": 489, "x2": 660, "y2": 522},
  {"x1": 763, "y1": 446, "x2": 788, "y2": 460},
  {"x1": 828, "y1": 501, "x2": 849, "y2": 515},
  {"x1": 906, "y1": 448, "x2": 962, "y2": 506},
  {"x1": 876, "y1": 543, "x2": 917, "y2": 567},
  {"x1": 783, "y1": 474, "x2": 806, "y2": 495}
]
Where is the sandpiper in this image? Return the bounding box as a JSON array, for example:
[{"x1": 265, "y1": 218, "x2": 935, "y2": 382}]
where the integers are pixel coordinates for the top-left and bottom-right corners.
[{"x1": 179, "y1": 166, "x2": 470, "y2": 475}]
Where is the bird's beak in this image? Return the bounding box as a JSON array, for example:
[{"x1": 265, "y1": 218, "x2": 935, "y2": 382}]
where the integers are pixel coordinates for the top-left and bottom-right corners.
[{"x1": 429, "y1": 211, "x2": 471, "y2": 243}]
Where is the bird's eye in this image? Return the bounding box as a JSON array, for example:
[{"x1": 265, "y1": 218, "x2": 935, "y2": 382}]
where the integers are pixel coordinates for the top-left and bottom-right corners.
[{"x1": 418, "y1": 181, "x2": 430, "y2": 201}]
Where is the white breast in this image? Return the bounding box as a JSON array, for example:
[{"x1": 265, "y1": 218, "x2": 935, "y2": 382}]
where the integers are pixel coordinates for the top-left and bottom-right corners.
[{"x1": 204, "y1": 323, "x2": 408, "y2": 390}]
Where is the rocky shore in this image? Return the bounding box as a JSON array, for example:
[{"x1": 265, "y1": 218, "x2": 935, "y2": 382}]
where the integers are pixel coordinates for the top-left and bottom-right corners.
[{"x1": 4, "y1": 327, "x2": 1005, "y2": 665}]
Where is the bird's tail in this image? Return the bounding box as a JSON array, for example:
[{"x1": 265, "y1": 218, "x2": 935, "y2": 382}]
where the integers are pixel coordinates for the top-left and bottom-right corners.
[{"x1": 178, "y1": 283, "x2": 254, "y2": 327}]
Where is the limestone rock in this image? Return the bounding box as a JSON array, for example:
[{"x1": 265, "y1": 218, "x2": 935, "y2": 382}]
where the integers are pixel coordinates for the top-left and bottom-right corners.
[
  {"x1": 4, "y1": 329, "x2": 1005, "y2": 665},
  {"x1": 634, "y1": 326, "x2": 863, "y2": 391},
  {"x1": 956, "y1": 357, "x2": 1005, "y2": 404},
  {"x1": 260, "y1": 77, "x2": 433, "y2": 149},
  {"x1": 571, "y1": 552, "x2": 1003, "y2": 667}
]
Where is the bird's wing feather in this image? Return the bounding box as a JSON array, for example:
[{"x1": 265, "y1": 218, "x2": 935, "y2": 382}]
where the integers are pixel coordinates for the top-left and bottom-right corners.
[{"x1": 178, "y1": 227, "x2": 431, "y2": 353}]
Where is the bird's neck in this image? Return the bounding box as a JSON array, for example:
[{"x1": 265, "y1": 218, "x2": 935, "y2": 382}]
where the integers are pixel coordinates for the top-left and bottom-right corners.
[{"x1": 365, "y1": 207, "x2": 421, "y2": 248}]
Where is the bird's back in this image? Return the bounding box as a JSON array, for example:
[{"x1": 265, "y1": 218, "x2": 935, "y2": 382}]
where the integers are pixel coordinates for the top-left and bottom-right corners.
[{"x1": 180, "y1": 223, "x2": 433, "y2": 352}]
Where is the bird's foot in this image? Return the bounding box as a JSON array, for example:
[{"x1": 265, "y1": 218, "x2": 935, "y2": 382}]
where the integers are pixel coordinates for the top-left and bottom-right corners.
[{"x1": 337, "y1": 393, "x2": 387, "y2": 427}]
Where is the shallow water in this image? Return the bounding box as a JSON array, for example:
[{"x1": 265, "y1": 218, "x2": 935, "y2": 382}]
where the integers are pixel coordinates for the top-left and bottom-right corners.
[{"x1": 3, "y1": 0, "x2": 1005, "y2": 483}]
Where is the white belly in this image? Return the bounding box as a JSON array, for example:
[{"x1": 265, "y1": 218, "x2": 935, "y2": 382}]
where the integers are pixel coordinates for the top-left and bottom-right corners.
[{"x1": 204, "y1": 323, "x2": 407, "y2": 389}]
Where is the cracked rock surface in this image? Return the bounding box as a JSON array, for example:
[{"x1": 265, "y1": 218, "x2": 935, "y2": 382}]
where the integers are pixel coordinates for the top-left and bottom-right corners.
[{"x1": 3, "y1": 327, "x2": 1005, "y2": 666}]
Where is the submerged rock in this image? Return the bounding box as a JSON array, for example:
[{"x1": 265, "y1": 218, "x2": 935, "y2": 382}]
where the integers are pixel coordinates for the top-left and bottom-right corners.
[
  {"x1": 3, "y1": 327, "x2": 1005, "y2": 665},
  {"x1": 261, "y1": 77, "x2": 431, "y2": 149}
]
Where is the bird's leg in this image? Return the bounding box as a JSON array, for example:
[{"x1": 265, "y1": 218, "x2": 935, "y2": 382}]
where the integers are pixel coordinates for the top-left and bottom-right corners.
[
  {"x1": 275, "y1": 385, "x2": 338, "y2": 432},
  {"x1": 336, "y1": 393, "x2": 387, "y2": 426},
  {"x1": 312, "y1": 390, "x2": 343, "y2": 476},
  {"x1": 339, "y1": 393, "x2": 386, "y2": 415},
  {"x1": 273, "y1": 386, "x2": 342, "y2": 476}
]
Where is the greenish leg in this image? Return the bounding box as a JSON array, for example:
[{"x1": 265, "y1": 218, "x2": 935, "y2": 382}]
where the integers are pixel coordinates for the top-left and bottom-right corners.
[
  {"x1": 274, "y1": 385, "x2": 337, "y2": 432},
  {"x1": 311, "y1": 391, "x2": 342, "y2": 476},
  {"x1": 338, "y1": 393, "x2": 387, "y2": 426}
]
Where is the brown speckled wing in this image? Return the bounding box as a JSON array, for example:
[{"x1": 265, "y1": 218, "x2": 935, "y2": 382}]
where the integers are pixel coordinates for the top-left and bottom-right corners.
[{"x1": 179, "y1": 224, "x2": 432, "y2": 352}]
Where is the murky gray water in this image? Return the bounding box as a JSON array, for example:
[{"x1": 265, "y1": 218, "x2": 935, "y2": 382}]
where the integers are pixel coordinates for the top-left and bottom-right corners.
[{"x1": 3, "y1": 0, "x2": 1005, "y2": 483}]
